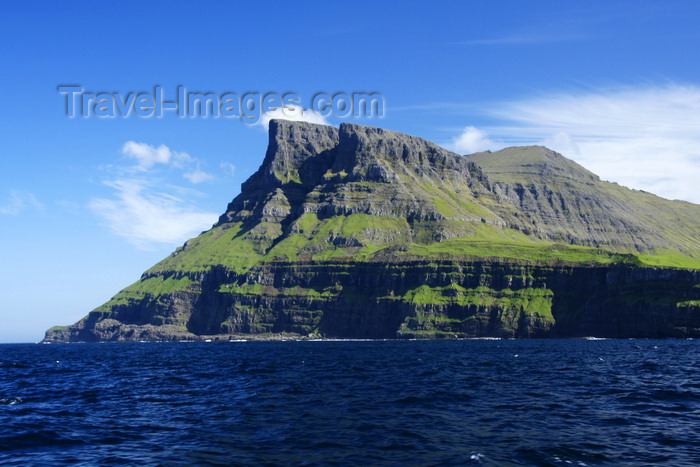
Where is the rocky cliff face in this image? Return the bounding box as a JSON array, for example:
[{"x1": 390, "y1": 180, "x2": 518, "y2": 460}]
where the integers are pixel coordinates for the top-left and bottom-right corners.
[
  {"x1": 467, "y1": 147, "x2": 700, "y2": 251},
  {"x1": 44, "y1": 121, "x2": 700, "y2": 342},
  {"x1": 45, "y1": 260, "x2": 700, "y2": 342}
]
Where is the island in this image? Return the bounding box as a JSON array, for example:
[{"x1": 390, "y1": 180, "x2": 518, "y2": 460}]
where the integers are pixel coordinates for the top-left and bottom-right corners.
[{"x1": 44, "y1": 120, "x2": 700, "y2": 341}]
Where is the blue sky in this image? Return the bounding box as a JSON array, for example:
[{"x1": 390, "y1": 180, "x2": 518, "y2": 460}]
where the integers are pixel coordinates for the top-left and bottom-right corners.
[{"x1": 2, "y1": 1, "x2": 700, "y2": 342}]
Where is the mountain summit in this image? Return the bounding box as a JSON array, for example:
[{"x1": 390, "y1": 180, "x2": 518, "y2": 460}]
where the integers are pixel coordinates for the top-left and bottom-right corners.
[{"x1": 44, "y1": 121, "x2": 700, "y2": 341}]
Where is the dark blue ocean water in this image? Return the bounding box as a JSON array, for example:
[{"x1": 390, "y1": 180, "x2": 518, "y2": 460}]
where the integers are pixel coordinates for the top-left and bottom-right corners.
[{"x1": 1, "y1": 340, "x2": 699, "y2": 466}]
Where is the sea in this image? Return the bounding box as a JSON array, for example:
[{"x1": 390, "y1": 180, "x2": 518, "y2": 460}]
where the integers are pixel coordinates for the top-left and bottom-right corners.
[{"x1": 1, "y1": 339, "x2": 699, "y2": 466}]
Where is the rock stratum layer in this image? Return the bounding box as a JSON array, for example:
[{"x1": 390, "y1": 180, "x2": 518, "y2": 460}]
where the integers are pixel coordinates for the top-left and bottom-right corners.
[{"x1": 44, "y1": 121, "x2": 700, "y2": 341}]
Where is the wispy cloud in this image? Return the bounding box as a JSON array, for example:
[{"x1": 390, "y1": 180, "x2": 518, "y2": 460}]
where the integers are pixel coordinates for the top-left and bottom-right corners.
[
  {"x1": 450, "y1": 33, "x2": 585, "y2": 46},
  {"x1": 0, "y1": 190, "x2": 44, "y2": 215},
  {"x1": 456, "y1": 84, "x2": 700, "y2": 203},
  {"x1": 122, "y1": 141, "x2": 191, "y2": 170},
  {"x1": 121, "y1": 141, "x2": 215, "y2": 182},
  {"x1": 390, "y1": 102, "x2": 474, "y2": 114},
  {"x1": 183, "y1": 168, "x2": 215, "y2": 184},
  {"x1": 259, "y1": 104, "x2": 330, "y2": 129},
  {"x1": 89, "y1": 178, "x2": 218, "y2": 248},
  {"x1": 90, "y1": 142, "x2": 223, "y2": 248},
  {"x1": 219, "y1": 162, "x2": 236, "y2": 177}
]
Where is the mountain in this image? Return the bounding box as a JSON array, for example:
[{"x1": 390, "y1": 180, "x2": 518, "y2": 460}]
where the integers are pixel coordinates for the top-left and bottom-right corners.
[
  {"x1": 44, "y1": 121, "x2": 700, "y2": 342},
  {"x1": 468, "y1": 146, "x2": 700, "y2": 258}
]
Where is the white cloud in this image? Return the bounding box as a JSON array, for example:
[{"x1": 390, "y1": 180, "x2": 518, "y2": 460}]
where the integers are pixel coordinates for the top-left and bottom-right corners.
[
  {"x1": 472, "y1": 84, "x2": 700, "y2": 203},
  {"x1": 259, "y1": 104, "x2": 330, "y2": 129},
  {"x1": 0, "y1": 190, "x2": 43, "y2": 215},
  {"x1": 121, "y1": 141, "x2": 218, "y2": 185},
  {"x1": 89, "y1": 178, "x2": 219, "y2": 248},
  {"x1": 122, "y1": 141, "x2": 192, "y2": 170},
  {"x1": 183, "y1": 169, "x2": 215, "y2": 184},
  {"x1": 448, "y1": 126, "x2": 501, "y2": 154}
]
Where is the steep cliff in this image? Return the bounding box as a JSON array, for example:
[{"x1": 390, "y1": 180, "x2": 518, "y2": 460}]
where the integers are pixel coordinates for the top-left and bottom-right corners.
[{"x1": 44, "y1": 121, "x2": 700, "y2": 342}]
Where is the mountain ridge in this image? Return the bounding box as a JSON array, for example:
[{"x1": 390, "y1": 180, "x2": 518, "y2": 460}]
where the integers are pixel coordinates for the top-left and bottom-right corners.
[
  {"x1": 43, "y1": 120, "x2": 700, "y2": 342},
  {"x1": 467, "y1": 144, "x2": 700, "y2": 258}
]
